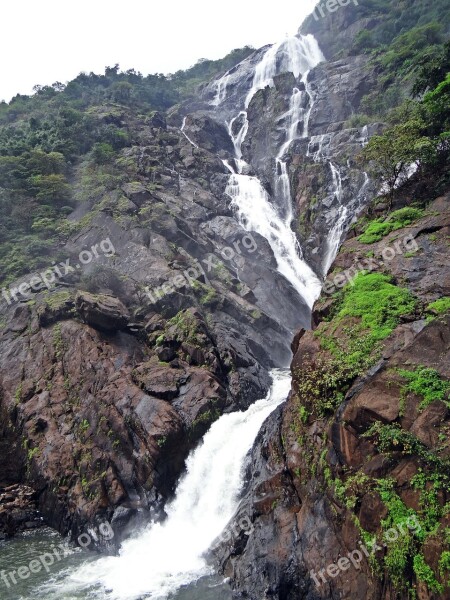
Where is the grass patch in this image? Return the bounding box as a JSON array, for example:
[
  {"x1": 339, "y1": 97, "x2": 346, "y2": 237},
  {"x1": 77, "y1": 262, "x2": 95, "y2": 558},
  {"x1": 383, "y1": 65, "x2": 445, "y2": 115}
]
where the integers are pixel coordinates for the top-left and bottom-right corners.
[{"x1": 358, "y1": 207, "x2": 424, "y2": 244}]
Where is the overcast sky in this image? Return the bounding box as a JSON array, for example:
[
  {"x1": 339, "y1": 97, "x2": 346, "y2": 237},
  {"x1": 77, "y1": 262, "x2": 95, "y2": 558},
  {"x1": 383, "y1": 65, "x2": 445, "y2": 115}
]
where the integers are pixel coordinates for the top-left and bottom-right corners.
[{"x1": 1, "y1": 0, "x2": 318, "y2": 102}]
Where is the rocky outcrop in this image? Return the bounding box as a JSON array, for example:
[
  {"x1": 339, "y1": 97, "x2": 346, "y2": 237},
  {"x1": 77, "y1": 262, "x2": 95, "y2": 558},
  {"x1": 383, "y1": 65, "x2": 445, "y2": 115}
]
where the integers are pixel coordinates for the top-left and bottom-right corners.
[
  {"x1": 0, "y1": 280, "x2": 276, "y2": 546},
  {"x1": 0, "y1": 485, "x2": 42, "y2": 539},
  {"x1": 217, "y1": 193, "x2": 450, "y2": 598}
]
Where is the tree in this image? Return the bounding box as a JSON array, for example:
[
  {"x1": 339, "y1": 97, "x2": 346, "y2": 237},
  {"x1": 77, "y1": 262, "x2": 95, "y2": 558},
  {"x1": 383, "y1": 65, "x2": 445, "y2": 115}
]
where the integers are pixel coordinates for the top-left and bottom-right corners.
[
  {"x1": 109, "y1": 81, "x2": 133, "y2": 104},
  {"x1": 412, "y1": 41, "x2": 450, "y2": 96},
  {"x1": 361, "y1": 119, "x2": 428, "y2": 201},
  {"x1": 423, "y1": 73, "x2": 450, "y2": 134},
  {"x1": 26, "y1": 149, "x2": 66, "y2": 175},
  {"x1": 30, "y1": 173, "x2": 71, "y2": 204},
  {"x1": 91, "y1": 142, "x2": 115, "y2": 165}
]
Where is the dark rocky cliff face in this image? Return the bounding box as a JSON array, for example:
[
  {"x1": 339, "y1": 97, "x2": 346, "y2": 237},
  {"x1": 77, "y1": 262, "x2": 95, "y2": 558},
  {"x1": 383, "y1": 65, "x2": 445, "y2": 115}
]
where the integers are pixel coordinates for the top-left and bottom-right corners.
[
  {"x1": 0, "y1": 112, "x2": 304, "y2": 543},
  {"x1": 208, "y1": 4, "x2": 450, "y2": 599},
  {"x1": 215, "y1": 191, "x2": 450, "y2": 600}
]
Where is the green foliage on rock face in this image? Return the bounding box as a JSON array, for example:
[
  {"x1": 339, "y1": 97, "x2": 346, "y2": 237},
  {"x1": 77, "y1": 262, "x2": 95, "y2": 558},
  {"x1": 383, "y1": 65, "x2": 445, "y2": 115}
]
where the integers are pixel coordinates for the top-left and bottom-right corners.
[
  {"x1": 0, "y1": 46, "x2": 255, "y2": 286},
  {"x1": 294, "y1": 334, "x2": 376, "y2": 417},
  {"x1": 335, "y1": 272, "x2": 416, "y2": 340},
  {"x1": 397, "y1": 366, "x2": 450, "y2": 410},
  {"x1": 375, "y1": 474, "x2": 450, "y2": 595},
  {"x1": 358, "y1": 207, "x2": 424, "y2": 243},
  {"x1": 296, "y1": 273, "x2": 416, "y2": 417},
  {"x1": 426, "y1": 297, "x2": 450, "y2": 317},
  {"x1": 414, "y1": 554, "x2": 444, "y2": 593},
  {"x1": 413, "y1": 40, "x2": 450, "y2": 95}
]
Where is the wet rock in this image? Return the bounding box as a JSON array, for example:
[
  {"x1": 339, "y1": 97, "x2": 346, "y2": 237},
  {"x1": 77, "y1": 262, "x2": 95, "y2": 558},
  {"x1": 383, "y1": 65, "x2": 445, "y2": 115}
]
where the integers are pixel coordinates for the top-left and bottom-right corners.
[
  {"x1": 0, "y1": 485, "x2": 42, "y2": 538},
  {"x1": 75, "y1": 291, "x2": 130, "y2": 332}
]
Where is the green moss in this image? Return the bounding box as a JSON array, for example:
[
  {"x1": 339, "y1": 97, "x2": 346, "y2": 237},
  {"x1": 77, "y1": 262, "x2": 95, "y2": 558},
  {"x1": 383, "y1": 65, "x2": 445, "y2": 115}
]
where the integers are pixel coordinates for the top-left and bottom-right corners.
[
  {"x1": 295, "y1": 274, "x2": 415, "y2": 417},
  {"x1": 156, "y1": 435, "x2": 167, "y2": 448},
  {"x1": 427, "y1": 296, "x2": 450, "y2": 316},
  {"x1": 396, "y1": 366, "x2": 450, "y2": 410},
  {"x1": 414, "y1": 554, "x2": 444, "y2": 593},
  {"x1": 53, "y1": 323, "x2": 64, "y2": 358},
  {"x1": 167, "y1": 310, "x2": 203, "y2": 347},
  {"x1": 45, "y1": 290, "x2": 72, "y2": 310},
  {"x1": 199, "y1": 286, "x2": 217, "y2": 306},
  {"x1": 14, "y1": 383, "x2": 23, "y2": 405},
  {"x1": 369, "y1": 477, "x2": 449, "y2": 594},
  {"x1": 358, "y1": 208, "x2": 424, "y2": 244},
  {"x1": 27, "y1": 447, "x2": 40, "y2": 461},
  {"x1": 79, "y1": 419, "x2": 90, "y2": 434},
  {"x1": 364, "y1": 422, "x2": 449, "y2": 470},
  {"x1": 439, "y1": 551, "x2": 450, "y2": 583},
  {"x1": 190, "y1": 407, "x2": 221, "y2": 437},
  {"x1": 336, "y1": 272, "x2": 416, "y2": 340},
  {"x1": 298, "y1": 405, "x2": 309, "y2": 424}
]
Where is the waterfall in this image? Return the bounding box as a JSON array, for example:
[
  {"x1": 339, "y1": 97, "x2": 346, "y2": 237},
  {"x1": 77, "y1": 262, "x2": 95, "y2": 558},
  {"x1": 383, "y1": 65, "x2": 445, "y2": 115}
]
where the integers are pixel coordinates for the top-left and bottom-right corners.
[
  {"x1": 39, "y1": 371, "x2": 292, "y2": 600},
  {"x1": 222, "y1": 35, "x2": 324, "y2": 308},
  {"x1": 322, "y1": 162, "x2": 347, "y2": 274},
  {"x1": 212, "y1": 72, "x2": 231, "y2": 106},
  {"x1": 245, "y1": 35, "x2": 324, "y2": 107},
  {"x1": 275, "y1": 86, "x2": 303, "y2": 221},
  {"x1": 225, "y1": 171, "x2": 321, "y2": 307},
  {"x1": 226, "y1": 112, "x2": 249, "y2": 164},
  {"x1": 180, "y1": 116, "x2": 199, "y2": 148},
  {"x1": 32, "y1": 32, "x2": 343, "y2": 600}
]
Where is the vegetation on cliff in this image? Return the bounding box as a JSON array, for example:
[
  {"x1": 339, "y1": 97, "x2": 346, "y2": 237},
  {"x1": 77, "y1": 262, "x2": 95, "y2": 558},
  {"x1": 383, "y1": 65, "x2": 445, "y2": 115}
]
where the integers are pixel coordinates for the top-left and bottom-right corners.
[{"x1": 0, "y1": 46, "x2": 254, "y2": 285}]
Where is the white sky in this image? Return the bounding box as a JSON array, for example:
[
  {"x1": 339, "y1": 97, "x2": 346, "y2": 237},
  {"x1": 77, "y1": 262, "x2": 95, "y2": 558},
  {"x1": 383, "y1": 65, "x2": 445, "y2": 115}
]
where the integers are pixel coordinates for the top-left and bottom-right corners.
[{"x1": 1, "y1": 0, "x2": 318, "y2": 102}]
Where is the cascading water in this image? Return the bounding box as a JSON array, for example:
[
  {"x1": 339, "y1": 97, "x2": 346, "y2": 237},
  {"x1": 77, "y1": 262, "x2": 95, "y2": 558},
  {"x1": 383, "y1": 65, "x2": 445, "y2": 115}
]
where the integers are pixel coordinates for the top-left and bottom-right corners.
[
  {"x1": 307, "y1": 129, "x2": 370, "y2": 274},
  {"x1": 224, "y1": 168, "x2": 321, "y2": 308},
  {"x1": 37, "y1": 371, "x2": 292, "y2": 600},
  {"x1": 212, "y1": 72, "x2": 231, "y2": 106},
  {"x1": 222, "y1": 36, "x2": 325, "y2": 307},
  {"x1": 180, "y1": 117, "x2": 199, "y2": 148},
  {"x1": 275, "y1": 86, "x2": 303, "y2": 221},
  {"x1": 245, "y1": 35, "x2": 324, "y2": 107},
  {"x1": 322, "y1": 162, "x2": 348, "y2": 274}
]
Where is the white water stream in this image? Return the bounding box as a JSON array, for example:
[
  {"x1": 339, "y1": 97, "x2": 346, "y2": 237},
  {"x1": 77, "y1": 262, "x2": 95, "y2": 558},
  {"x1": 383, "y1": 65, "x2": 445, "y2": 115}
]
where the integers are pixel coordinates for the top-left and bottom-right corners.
[
  {"x1": 39, "y1": 371, "x2": 291, "y2": 600},
  {"x1": 180, "y1": 117, "x2": 199, "y2": 149},
  {"x1": 223, "y1": 35, "x2": 324, "y2": 307}
]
